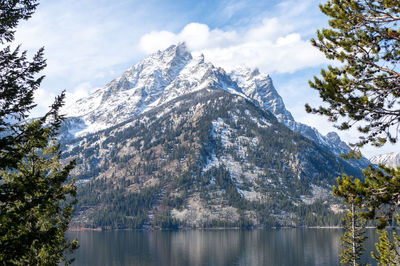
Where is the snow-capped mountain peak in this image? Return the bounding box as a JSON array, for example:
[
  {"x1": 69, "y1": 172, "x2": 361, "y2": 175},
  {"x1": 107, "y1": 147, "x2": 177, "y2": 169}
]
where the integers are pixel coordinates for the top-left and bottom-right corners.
[
  {"x1": 229, "y1": 67, "x2": 294, "y2": 123},
  {"x1": 63, "y1": 43, "x2": 368, "y2": 169},
  {"x1": 65, "y1": 43, "x2": 205, "y2": 135}
]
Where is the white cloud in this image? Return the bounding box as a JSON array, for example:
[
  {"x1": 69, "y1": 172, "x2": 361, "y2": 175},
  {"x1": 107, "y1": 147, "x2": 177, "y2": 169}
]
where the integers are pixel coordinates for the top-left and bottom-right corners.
[
  {"x1": 64, "y1": 82, "x2": 92, "y2": 107},
  {"x1": 245, "y1": 18, "x2": 293, "y2": 41},
  {"x1": 31, "y1": 82, "x2": 95, "y2": 117},
  {"x1": 139, "y1": 19, "x2": 326, "y2": 74},
  {"x1": 138, "y1": 31, "x2": 180, "y2": 54}
]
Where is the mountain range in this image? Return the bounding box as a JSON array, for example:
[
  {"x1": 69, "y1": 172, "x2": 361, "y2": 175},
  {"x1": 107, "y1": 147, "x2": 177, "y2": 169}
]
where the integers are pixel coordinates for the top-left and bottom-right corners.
[{"x1": 61, "y1": 43, "x2": 369, "y2": 229}]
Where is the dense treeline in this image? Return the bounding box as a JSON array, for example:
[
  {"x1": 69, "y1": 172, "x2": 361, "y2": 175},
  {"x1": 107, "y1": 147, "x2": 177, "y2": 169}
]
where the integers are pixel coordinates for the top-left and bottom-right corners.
[{"x1": 76, "y1": 178, "x2": 160, "y2": 229}]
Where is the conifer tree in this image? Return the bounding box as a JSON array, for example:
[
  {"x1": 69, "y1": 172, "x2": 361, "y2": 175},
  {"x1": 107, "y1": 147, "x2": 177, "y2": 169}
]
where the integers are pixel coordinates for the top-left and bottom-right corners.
[
  {"x1": 340, "y1": 205, "x2": 367, "y2": 266},
  {"x1": 335, "y1": 164, "x2": 400, "y2": 265},
  {"x1": 307, "y1": 0, "x2": 400, "y2": 148},
  {"x1": 0, "y1": 0, "x2": 78, "y2": 264},
  {"x1": 333, "y1": 175, "x2": 367, "y2": 266},
  {"x1": 360, "y1": 165, "x2": 400, "y2": 229},
  {"x1": 371, "y1": 225, "x2": 400, "y2": 265},
  {"x1": 309, "y1": 1, "x2": 400, "y2": 265},
  {"x1": 0, "y1": 122, "x2": 78, "y2": 265},
  {"x1": 0, "y1": 0, "x2": 46, "y2": 168}
]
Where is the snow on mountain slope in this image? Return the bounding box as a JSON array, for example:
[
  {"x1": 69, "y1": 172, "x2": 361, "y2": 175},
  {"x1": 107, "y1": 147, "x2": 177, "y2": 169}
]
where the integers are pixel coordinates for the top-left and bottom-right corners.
[
  {"x1": 229, "y1": 67, "x2": 362, "y2": 160},
  {"x1": 370, "y1": 152, "x2": 400, "y2": 168},
  {"x1": 65, "y1": 43, "x2": 243, "y2": 136},
  {"x1": 64, "y1": 42, "x2": 365, "y2": 164},
  {"x1": 229, "y1": 67, "x2": 294, "y2": 123}
]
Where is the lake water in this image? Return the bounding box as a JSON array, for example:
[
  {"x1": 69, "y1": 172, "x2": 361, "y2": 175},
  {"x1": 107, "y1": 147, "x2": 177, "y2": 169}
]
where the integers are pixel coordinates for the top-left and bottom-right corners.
[{"x1": 67, "y1": 229, "x2": 380, "y2": 266}]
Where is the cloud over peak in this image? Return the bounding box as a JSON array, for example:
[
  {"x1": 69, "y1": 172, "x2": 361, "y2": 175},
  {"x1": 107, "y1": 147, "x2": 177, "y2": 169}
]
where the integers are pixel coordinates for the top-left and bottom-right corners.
[{"x1": 139, "y1": 18, "x2": 326, "y2": 74}]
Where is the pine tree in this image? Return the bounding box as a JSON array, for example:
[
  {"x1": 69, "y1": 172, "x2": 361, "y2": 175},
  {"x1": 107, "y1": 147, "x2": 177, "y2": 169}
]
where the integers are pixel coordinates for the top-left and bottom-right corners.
[
  {"x1": 307, "y1": 0, "x2": 400, "y2": 148},
  {"x1": 339, "y1": 164, "x2": 400, "y2": 265},
  {"x1": 310, "y1": 1, "x2": 400, "y2": 265},
  {"x1": 360, "y1": 165, "x2": 400, "y2": 230},
  {"x1": 0, "y1": 1, "x2": 78, "y2": 264},
  {"x1": 340, "y1": 204, "x2": 367, "y2": 266},
  {"x1": 0, "y1": 122, "x2": 78, "y2": 265},
  {"x1": 333, "y1": 174, "x2": 367, "y2": 266},
  {"x1": 372, "y1": 225, "x2": 400, "y2": 265}
]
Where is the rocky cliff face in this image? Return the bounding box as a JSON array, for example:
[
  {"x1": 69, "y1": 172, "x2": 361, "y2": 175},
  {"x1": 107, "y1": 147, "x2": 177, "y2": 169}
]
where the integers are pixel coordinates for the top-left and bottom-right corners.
[{"x1": 62, "y1": 43, "x2": 367, "y2": 229}]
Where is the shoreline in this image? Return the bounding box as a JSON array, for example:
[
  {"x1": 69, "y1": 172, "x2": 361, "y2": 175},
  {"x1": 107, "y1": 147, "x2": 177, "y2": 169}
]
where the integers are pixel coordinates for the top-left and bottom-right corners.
[{"x1": 68, "y1": 225, "x2": 368, "y2": 232}]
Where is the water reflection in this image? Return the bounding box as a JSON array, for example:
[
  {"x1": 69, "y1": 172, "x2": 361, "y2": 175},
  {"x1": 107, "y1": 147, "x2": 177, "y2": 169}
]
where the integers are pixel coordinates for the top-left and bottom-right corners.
[{"x1": 67, "y1": 229, "x2": 379, "y2": 266}]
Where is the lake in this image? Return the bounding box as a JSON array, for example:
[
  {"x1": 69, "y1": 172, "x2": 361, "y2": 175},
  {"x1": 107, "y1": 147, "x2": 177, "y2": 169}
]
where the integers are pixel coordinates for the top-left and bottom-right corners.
[{"x1": 67, "y1": 229, "x2": 380, "y2": 266}]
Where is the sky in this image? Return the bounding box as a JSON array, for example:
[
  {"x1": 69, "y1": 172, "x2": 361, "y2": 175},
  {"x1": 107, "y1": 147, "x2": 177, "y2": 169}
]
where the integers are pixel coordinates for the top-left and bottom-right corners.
[{"x1": 13, "y1": 0, "x2": 399, "y2": 158}]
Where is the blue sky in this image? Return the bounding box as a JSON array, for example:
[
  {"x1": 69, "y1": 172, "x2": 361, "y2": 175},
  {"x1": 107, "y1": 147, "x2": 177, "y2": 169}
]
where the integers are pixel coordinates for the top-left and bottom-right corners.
[{"x1": 13, "y1": 0, "x2": 398, "y2": 157}]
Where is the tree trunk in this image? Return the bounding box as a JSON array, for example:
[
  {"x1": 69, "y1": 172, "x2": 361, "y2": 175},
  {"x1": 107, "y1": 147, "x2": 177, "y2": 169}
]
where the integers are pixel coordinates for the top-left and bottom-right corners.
[{"x1": 352, "y1": 202, "x2": 356, "y2": 266}]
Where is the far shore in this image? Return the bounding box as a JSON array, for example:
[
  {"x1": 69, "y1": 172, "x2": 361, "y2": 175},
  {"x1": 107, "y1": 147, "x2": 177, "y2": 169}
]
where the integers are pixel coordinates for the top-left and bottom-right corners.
[{"x1": 68, "y1": 225, "x2": 380, "y2": 232}]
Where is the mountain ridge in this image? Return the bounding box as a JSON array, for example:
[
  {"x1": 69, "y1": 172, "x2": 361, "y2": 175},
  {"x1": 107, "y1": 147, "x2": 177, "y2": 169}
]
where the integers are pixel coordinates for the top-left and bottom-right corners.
[
  {"x1": 61, "y1": 43, "x2": 370, "y2": 229},
  {"x1": 64, "y1": 43, "x2": 365, "y2": 166}
]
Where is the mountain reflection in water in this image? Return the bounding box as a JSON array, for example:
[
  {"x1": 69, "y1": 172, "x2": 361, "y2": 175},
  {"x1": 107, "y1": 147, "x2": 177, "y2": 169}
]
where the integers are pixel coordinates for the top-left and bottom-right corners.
[{"x1": 67, "y1": 229, "x2": 379, "y2": 266}]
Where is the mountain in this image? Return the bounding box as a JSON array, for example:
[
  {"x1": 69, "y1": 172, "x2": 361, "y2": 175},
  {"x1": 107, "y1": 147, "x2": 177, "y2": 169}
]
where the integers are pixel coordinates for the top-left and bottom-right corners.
[
  {"x1": 62, "y1": 43, "x2": 367, "y2": 229},
  {"x1": 64, "y1": 44, "x2": 211, "y2": 136},
  {"x1": 370, "y1": 152, "x2": 400, "y2": 168},
  {"x1": 63, "y1": 43, "x2": 368, "y2": 168}
]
